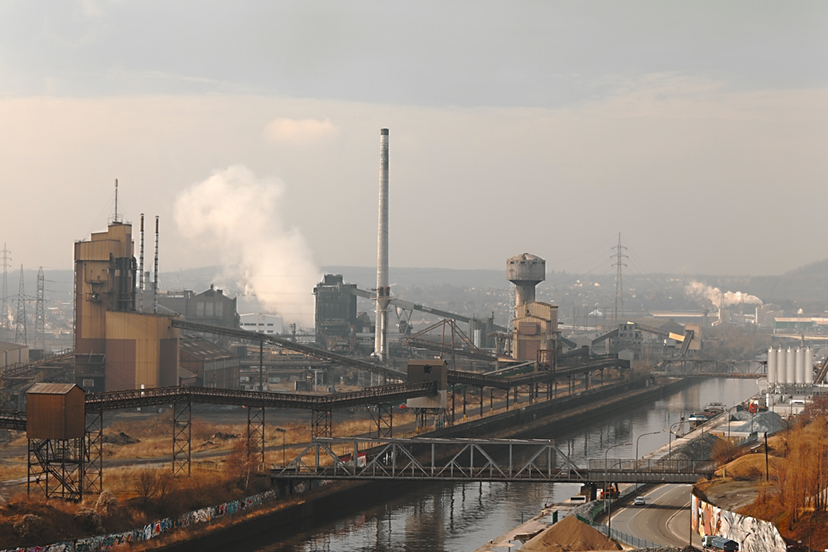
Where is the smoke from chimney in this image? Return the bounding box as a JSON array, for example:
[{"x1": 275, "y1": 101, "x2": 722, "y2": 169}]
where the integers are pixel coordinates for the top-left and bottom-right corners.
[
  {"x1": 685, "y1": 280, "x2": 763, "y2": 308},
  {"x1": 173, "y1": 165, "x2": 319, "y2": 326}
]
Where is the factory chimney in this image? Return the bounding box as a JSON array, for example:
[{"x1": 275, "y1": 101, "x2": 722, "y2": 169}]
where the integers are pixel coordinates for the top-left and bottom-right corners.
[
  {"x1": 138, "y1": 214, "x2": 145, "y2": 313},
  {"x1": 153, "y1": 216, "x2": 159, "y2": 314},
  {"x1": 374, "y1": 128, "x2": 390, "y2": 361}
]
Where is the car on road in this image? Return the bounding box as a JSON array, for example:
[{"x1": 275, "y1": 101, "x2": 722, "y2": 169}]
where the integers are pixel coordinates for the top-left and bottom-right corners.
[{"x1": 633, "y1": 496, "x2": 646, "y2": 505}]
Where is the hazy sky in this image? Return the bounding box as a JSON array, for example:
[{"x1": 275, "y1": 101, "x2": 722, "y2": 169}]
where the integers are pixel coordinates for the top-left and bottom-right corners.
[{"x1": 1, "y1": 1, "x2": 827, "y2": 286}]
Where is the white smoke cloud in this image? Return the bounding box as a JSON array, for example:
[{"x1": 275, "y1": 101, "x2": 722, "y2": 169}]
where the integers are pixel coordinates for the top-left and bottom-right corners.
[
  {"x1": 263, "y1": 118, "x2": 338, "y2": 145},
  {"x1": 685, "y1": 280, "x2": 763, "y2": 308},
  {"x1": 174, "y1": 165, "x2": 320, "y2": 326}
]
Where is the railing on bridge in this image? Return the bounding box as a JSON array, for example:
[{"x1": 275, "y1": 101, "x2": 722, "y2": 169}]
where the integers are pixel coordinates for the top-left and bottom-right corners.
[
  {"x1": 273, "y1": 436, "x2": 586, "y2": 483},
  {"x1": 586, "y1": 458, "x2": 715, "y2": 483},
  {"x1": 271, "y1": 437, "x2": 714, "y2": 484}
]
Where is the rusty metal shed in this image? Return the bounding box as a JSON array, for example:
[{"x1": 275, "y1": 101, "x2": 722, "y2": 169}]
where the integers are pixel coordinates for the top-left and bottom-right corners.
[{"x1": 26, "y1": 383, "x2": 85, "y2": 440}]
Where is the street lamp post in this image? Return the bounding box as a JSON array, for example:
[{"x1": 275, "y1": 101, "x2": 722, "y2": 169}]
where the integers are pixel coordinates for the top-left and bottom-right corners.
[
  {"x1": 604, "y1": 441, "x2": 631, "y2": 539},
  {"x1": 665, "y1": 419, "x2": 684, "y2": 458},
  {"x1": 635, "y1": 431, "x2": 661, "y2": 487},
  {"x1": 275, "y1": 427, "x2": 286, "y2": 467},
  {"x1": 635, "y1": 431, "x2": 661, "y2": 465}
]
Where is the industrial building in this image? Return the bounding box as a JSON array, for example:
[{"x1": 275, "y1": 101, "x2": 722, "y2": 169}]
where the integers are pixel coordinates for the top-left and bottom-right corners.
[
  {"x1": 0, "y1": 341, "x2": 28, "y2": 368},
  {"x1": 508, "y1": 253, "x2": 559, "y2": 361},
  {"x1": 73, "y1": 220, "x2": 179, "y2": 392},
  {"x1": 156, "y1": 286, "x2": 239, "y2": 330},
  {"x1": 313, "y1": 274, "x2": 358, "y2": 351},
  {"x1": 239, "y1": 312, "x2": 284, "y2": 335},
  {"x1": 178, "y1": 335, "x2": 240, "y2": 388}
]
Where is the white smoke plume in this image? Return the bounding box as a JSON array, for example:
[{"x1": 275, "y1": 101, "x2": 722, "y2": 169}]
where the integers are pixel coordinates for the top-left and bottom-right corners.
[
  {"x1": 685, "y1": 281, "x2": 763, "y2": 308},
  {"x1": 174, "y1": 165, "x2": 320, "y2": 326}
]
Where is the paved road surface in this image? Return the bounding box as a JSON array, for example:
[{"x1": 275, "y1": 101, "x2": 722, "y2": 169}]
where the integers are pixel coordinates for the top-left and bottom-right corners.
[{"x1": 609, "y1": 484, "x2": 701, "y2": 549}]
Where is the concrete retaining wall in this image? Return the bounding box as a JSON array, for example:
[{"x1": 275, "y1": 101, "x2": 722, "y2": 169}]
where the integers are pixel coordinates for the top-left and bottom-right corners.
[{"x1": 692, "y1": 492, "x2": 786, "y2": 552}]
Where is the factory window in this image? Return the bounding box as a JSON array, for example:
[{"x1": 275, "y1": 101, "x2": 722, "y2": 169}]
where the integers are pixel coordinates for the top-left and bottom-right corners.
[
  {"x1": 267, "y1": 323, "x2": 273, "y2": 326},
  {"x1": 196, "y1": 302, "x2": 204, "y2": 316},
  {"x1": 216, "y1": 303, "x2": 223, "y2": 317},
  {"x1": 206, "y1": 302, "x2": 214, "y2": 316}
]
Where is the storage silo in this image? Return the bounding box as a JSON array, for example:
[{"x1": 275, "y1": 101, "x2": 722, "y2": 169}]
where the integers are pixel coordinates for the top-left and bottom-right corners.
[
  {"x1": 795, "y1": 347, "x2": 804, "y2": 384},
  {"x1": 806, "y1": 347, "x2": 814, "y2": 384},
  {"x1": 786, "y1": 347, "x2": 795, "y2": 385},
  {"x1": 777, "y1": 347, "x2": 786, "y2": 385},
  {"x1": 767, "y1": 347, "x2": 776, "y2": 384}
]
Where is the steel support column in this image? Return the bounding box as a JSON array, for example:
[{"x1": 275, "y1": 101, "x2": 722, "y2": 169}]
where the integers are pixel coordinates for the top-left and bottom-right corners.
[
  {"x1": 173, "y1": 402, "x2": 191, "y2": 477},
  {"x1": 369, "y1": 404, "x2": 392, "y2": 438},
  {"x1": 84, "y1": 410, "x2": 103, "y2": 495},
  {"x1": 312, "y1": 408, "x2": 333, "y2": 439},
  {"x1": 479, "y1": 386, "x2": 483, "y2": 418},
  {"x1": 247, "y1": 405, "x2": 265, "y2": 470},
  {"x1": 28, "y1": 438, "x2": 84, "y2": 501}
]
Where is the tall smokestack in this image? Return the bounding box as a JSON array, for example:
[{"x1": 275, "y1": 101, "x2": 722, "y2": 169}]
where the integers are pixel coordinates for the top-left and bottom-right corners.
[
  {"x1": 138, "y1": 213, "x2": 145, "y2": 313},
  {"x1": 374, "y1": 128, "x2": 390, "y2": 361},
  {"x1": 153, "y1": 216, "x2": 159, "y2": 314}
]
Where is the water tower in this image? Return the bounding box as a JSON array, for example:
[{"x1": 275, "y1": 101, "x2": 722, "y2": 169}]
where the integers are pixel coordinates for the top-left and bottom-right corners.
[{"x1": 507, "y1": 253, "x2": 545, "y2": 308}]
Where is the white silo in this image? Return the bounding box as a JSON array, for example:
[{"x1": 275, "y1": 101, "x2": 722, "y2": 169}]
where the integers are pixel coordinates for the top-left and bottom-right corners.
[
  {"x1": 795, "y1": 347, "x2": 805, "y2": 384},
  {"x1": 786, "y1": 347, "x2": 796, "y2": 385},
  {"x1": 777, "y1": 347, "x2": 786, "y2": 385},
  {"x1": 806, "y1": 347, "x2": 814, "y2": 384},
  {"x1": 767, "y1": 347, "x2": 776, "y2": 384}
]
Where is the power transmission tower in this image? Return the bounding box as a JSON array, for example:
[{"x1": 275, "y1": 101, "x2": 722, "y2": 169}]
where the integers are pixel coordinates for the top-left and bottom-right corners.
[
  {"x1": 0, "y1": 244, "x2": 9, "y2": 329},
  {"x1": 14, "y1": 265, "x2": 26, "y2": 346},
  {"x1": 35, "y1": 267, "x2": 45, "y2": 350},
  {"x1": 612, "y1": 233, "x2": 628, "y2": 325}
]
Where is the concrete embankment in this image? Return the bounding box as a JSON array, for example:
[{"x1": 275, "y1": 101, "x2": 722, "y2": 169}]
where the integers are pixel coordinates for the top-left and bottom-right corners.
[{"x1": 152, "y1": 376, "x2": 693, "y2": 552}]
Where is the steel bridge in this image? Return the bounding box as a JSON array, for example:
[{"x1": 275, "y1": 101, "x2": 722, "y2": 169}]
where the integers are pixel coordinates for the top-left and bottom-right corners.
[
  {"x1": 271, "y1": 437, "x2": 712, "y2": 484},
  {"x1": 654, "y1": 359, "x2": 766, "y2": 379}
]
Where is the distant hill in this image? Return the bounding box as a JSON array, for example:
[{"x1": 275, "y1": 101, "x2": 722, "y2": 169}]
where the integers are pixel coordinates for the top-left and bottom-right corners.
[{"x1": 785, "y1": 258, "x2": 828, "y2": 277}]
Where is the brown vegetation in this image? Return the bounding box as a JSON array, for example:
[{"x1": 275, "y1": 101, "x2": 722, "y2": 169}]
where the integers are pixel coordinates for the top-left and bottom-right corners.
[{"x1": 731, "y1": 414, "x2": 828, "y2": 549}]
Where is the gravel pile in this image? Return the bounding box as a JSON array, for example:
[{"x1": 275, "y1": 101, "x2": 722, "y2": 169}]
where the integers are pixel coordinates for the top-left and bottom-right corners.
[
  {"x1": 667, "y1": 432, "x2": 720, "y2": 461},
  {"x1": 731, "y1": 411, "x2": 786, "y2": 435}
]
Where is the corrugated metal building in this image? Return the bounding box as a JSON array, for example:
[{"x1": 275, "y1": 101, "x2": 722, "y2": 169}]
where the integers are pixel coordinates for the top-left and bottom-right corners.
[
  {"x1": 26, "y1": 383, "x2": 85, "y2": 440},
  {"x1": 179, "y1": 335, "x2": 240, "y2": 388},
  {"x1": 0, "y1": 341, "x2": 28, "y2": 368},
  {"x1": 513, "y1": 301, "x2": 558, "y2": 361},
  {"x1": 74, "y1": 222, "x2": 179, "y2": 392}
]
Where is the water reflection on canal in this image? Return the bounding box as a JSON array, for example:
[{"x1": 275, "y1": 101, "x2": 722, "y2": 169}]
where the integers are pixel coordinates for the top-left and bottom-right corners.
[{"x1": 242, "y1": 378, "x2": 758, "y2": 552}]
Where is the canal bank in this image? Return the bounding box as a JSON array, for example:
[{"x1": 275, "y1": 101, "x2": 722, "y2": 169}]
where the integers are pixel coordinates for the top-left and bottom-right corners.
[{"x1": 149, "y1": 376, "x2": 694, "y2": 552}]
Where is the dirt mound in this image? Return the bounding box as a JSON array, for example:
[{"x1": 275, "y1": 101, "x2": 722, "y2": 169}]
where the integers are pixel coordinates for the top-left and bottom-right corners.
[
  {"x1": 103, "y1": 431, "x2": 140, "y2": 445},
  {"x1": 521, "y1": 515, "x2": 622, "y2": 551},
  {"x1": 716, "y1": 451, "x2": 782, "y2": 480}
]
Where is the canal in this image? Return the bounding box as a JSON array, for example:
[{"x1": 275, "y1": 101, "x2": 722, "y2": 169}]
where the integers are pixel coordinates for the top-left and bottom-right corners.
[{"x1": 239, "y1": 378, "x2": 758, "y2": 552}]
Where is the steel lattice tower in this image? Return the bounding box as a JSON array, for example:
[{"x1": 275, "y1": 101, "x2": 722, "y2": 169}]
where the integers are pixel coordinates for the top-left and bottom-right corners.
[
  {"x1": 1, "y1": 244, "x2": 9, "y2": 329},
  {"x1": 612, "y1": 234, "x2": 628, "y2": 324},
  {"x1": 35, "y1": 267, "x2": 45, "y2": 350},
  {"x1": 14, "y1": 265, "x2": 26, "y2": 345}
]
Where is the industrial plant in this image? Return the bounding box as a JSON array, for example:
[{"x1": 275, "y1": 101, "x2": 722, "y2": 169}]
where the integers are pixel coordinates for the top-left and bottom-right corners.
[{"x1": 0, "y1": 127, "x2": 827, "y2": 552}]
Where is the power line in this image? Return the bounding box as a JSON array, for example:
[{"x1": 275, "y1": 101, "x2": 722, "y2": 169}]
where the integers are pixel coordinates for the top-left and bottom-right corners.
[
  {"x1": 612, "y1": 234, "x2": 628, "y2": 324},
  {"x1": 0, "y1": 244, "x2": 9, "y2": 329},
  {"x1": 35, "y1": 267, "x2": 45, "y2": 350},
  {"x1": 14, "y1": 265, "x2": 26, "y2": 346}
]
